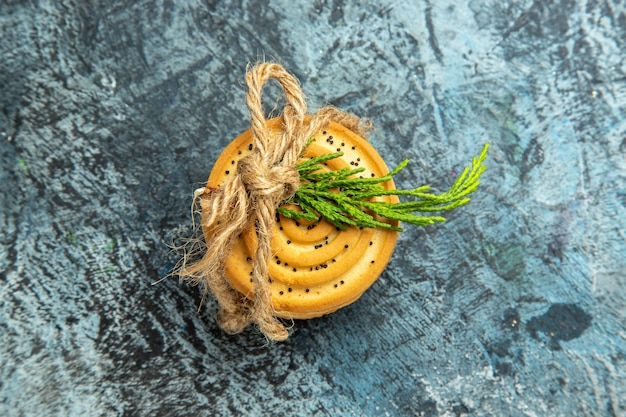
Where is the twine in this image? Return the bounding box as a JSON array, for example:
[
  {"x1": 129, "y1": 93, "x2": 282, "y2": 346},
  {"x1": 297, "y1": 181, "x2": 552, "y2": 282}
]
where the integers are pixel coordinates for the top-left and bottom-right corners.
[{"x1": 180, "y1": 63, "x2": 371, "y2": 341}]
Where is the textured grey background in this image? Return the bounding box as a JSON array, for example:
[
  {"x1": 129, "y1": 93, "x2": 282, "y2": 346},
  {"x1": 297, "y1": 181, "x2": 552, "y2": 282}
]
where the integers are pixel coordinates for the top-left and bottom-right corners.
[{"x1": 1, "y1": 1, "x2": 625, "y2": 416}]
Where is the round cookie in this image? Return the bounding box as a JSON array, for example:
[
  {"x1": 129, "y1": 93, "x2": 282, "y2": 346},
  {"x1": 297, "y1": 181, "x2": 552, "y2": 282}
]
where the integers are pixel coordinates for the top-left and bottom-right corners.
[{"x1": 203, "y1": 117, "x2": 399, "y2": 319}]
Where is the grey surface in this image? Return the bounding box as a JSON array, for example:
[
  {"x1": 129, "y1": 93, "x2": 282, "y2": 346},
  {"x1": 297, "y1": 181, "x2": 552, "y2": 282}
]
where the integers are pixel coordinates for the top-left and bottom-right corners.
[{"x1": 1, "y1": 1, "x2": 625, "y2": 416}]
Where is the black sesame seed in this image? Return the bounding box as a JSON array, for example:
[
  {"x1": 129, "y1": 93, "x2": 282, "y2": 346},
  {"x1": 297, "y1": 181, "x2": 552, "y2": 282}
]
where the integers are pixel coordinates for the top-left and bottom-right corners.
[
  {"x1": 225, "y1": 170, "x2": 230, "y2": 174},
  {"x1": 344, "y1": 244, "x2": 349, "y2": 249},
  {"x1": 287, "y1": 240, "x2": 291, "y2": 244},
  {"x1": 276, "y1": 260, "x2": 281, "y2": 265},
  {"x1": 248, "y1": 143, "x2": 253, "y2": 150},
  {"x1": 279, "y1": 291, "x2": 284, "y2": 295},
  {"x1": 337, "y1": 148, "x2": 341, "y2": 151},
  {"x1": 340, "y1": 280, "x2": 344, "y2": 284},
  {"x1": 370, "y1": 241, "x2": 373, "y2": 246},
  {"x1": 305, "y1": 288, "x2": 310, "y2": 293},
  {"x1": 315, "y1": 266, "x2": 319, "y2": 270},
  {"x1": 284, "y1": 262, "x2": 289, "y2": 266},
  {"x1": 293, "y1": 268, "x2": 297, "y2": 272},
  {"x1": 351, "y1": 146, "x2": 356, "y2": 150},
  {"x1": 279, "y1": 226, "x2": 283, "y2": 230},
  {"x1": 328, "y1": 135, "x2": 333, "y2": 139},
  {"x1": 288, "y1": 288, "x2": 292, "y2": 292},
  {"x1": 334, "y1": 284, "x2": 338, "y2": 288},
  {"x1": 371, "y1": 260, "x2": 375, "y2": 263},
  {"x1": 371, "y1": 173, "x2": 375, "y2": 177},
  {"x1": 295, "y1": 221, "x2": 300, "y2": 227},
  {"x1": 323, "y1": 131, "x2": 327, "y2": 135},
  {"x1": 250, "y1": 278, "x2": 253, "y2": 282},
  {"x1": 231, "y1": 160, "x2": 236, "y2": 164},
  {"x1": 350, "y1": 161, "x2": 355, "y2": 165},
  {"x1": 238, "y1": 150, "x2": 242, "y2": 155},
  {"x1": 341, "y1": 142, "x2": 345, "y2": 146},
  {"x1": 246, "y1": 257, "x2": 252, "y2": 262},
  {"x1": 357, "y1": 158, "x2": 361, "y2": 161}
]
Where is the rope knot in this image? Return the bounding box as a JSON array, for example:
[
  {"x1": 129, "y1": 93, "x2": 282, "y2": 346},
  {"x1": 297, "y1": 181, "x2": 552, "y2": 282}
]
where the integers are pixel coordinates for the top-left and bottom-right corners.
[
  {"x1": 178, "y1": 62, "x2": 368, "y2": 342},
  {"x1": 238, "y1": 158, "x2": 300, "y2": 202}
]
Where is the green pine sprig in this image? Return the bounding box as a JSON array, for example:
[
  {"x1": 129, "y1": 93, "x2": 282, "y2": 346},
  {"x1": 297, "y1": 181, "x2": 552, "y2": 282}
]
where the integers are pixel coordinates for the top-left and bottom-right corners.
[{"x1": 277, "y1": 143, "x2": 489, "y2": 232}]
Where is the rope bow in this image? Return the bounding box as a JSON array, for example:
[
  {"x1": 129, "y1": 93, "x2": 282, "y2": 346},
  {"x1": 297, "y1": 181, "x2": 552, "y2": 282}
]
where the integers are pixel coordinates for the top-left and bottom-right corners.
[{"x1": 180, "y1": 63, "x2": 370, "y2": 341}]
